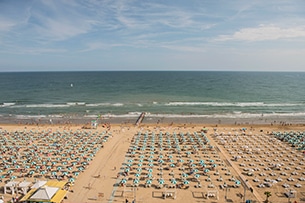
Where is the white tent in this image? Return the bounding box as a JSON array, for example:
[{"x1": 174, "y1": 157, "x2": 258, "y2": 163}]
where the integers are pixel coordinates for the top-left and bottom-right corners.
[
  {"x1": 31, "y1": 180, "x2": 47, "y2": 189},
  {"x1": 4, "y1": 181, "x2": 19, "y2": 194},
  {"x1": 29, "y1": 186, "x2": 59, "y2": 200},
  {"x1": 18, "y1": 181, "x2": 32, "y2": 195}
]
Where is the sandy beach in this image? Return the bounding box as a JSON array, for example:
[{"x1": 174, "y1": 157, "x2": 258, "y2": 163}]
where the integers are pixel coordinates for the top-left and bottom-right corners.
[{"x1": 0, "y1": 121, "x2": 305, "y2": 203}]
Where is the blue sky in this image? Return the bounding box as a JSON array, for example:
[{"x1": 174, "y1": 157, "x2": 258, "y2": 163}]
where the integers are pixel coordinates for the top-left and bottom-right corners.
[{"x1": 1, "y1": 0, "x2": 305, "y2": 71}]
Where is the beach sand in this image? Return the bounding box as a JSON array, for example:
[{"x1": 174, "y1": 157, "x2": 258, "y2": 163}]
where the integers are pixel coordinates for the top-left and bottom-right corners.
[{"x1": 0, "y1": 122, "x2": 305, "y2": 203}]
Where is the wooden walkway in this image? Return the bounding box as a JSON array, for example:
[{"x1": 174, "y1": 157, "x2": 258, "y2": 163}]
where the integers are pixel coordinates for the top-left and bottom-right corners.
[
  {"x1": 215, "y1": 145, "x2": 264, "y2": 203},
  {"x1": 135, "y1": 112, "x2": 146, "y2": 126}
]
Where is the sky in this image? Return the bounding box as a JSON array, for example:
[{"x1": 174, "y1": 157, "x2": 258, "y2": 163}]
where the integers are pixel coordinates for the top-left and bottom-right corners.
[{"x1": 1, "y1": 0, "x2": 305, "y2": 72}]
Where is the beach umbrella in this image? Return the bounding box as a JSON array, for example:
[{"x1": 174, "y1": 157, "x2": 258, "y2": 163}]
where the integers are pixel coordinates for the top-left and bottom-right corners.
[
  {"x1": 62, "y1": 171, "x2": 68, "y2": 176},
  {"x1": 81, "y1": 161, "x2": 88, "y2": 165},
  {"x1": 158, "y1": 179, "x2": 165, "y2": 185},
  {"x1": 183, "y1": 180, "x2": 189, "y2": 185},
  {"x1": 146, "y1": 179, "x2": 152, "y2": 185},
  {"x1": 181, "y1": 173, "x2": 188, "y2": 178},
  {"x1": 10, "y1": 176, "x2": 17, "y2": 180},
  {"x1": 170, "y1": 163, "x2": 175, "y2": 168},
  {"x1": 193, "y1": 169, "x2": 198, "y2": 173},
  {"x1": 195, "y1": 174, "x2": 200, "y2": 179},
  {"x1": 171, "y1": 178, "x2": 177, "y2": 184},
  {"x1": 204, "y1": 169, "x2": 210, "y2": 173},
  {"x1": 133, "y1": 178, "x2": 139, "y2": 184},
  {"x1": 135, "y1": 173, "x2": 140, "y2": 177},
  {"x1": 69, "y1": 178, "x2": 75, "y2": 182},
  {"x1": 73, "y1": 171, "x2": 79, "y2": 176},
  {"x1": 147, "y1": 173, "x2": 153, "y2": 178}
]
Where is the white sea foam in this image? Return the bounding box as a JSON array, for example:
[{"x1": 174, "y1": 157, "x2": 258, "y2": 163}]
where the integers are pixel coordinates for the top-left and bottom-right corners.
[
  {"x1": 86, "y1": 103, "x2": 124, "y2": 107},
  {"x1": 165, "y1": 102, "x2": 300, "y2": 107},
  {"x1": 24, "y1": 104, "x2": 70, "y2": 108},
  {"x1": 0, "y1": 102, "x2": 16, "y2": 107},
  {"x1": 66, "y1": 102, "x2": 86, "y2": 106}
]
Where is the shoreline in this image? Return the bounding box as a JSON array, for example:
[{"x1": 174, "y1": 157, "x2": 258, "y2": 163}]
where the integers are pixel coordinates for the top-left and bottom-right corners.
[{"x1": 1, "y1": 114, "x2": 305, "y2": 126}]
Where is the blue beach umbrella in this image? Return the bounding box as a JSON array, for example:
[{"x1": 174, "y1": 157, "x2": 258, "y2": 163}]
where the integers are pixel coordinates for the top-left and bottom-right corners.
[
  {"x1": 171, "y1": 178, "x2": 177, "y2": 184},
  {"x1": 158, "y1": 179, "x2": 165, "y2": 185},
  {"x1": 133, "y1": 178, "x2": 139, "y2": 184},
  {"x1": 182, "y1": 173, "x2": 188, "y2": 178},
  {"x1": 183, "y1": 180, "x2": 189, "y2": 185},
  {"x1": 121, "y1": 179, "x2": 127, "y2": 184}
]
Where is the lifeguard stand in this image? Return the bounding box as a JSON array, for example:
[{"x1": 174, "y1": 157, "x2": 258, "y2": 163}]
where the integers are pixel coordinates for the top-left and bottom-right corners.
[{"x1": 91, "y1": 120, "x2": 98, "y2": 129}]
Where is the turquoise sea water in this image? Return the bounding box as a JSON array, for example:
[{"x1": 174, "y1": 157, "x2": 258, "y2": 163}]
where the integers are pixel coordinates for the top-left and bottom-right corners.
[{"x1": 0, "y1": 71, "x2": 305, "y2": 120}]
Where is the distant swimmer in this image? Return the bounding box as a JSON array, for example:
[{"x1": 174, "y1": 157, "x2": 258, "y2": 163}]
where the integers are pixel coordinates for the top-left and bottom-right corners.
[{"x1": 70, "y1": 83, "x2": 73, "y2": 87}]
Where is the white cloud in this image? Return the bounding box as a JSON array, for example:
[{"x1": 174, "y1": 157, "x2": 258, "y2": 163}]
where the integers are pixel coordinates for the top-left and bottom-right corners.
[
  {"x1": 216, "y1": 25, "x2": 305, "y2": 41},
  {"x1": 0, "y1": 18, "x2": 16, "y2": 32}
]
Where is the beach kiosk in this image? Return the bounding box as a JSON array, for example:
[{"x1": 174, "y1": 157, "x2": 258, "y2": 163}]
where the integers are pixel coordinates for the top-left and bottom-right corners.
[
  {"x1": 19, "y1": 180, "x2": 67, "y2": 203},
  {"x1": 4, "y1": 181, "x2": 19, "y2": 195}
]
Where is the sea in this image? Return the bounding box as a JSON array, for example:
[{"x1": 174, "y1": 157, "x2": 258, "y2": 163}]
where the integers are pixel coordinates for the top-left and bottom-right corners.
[{"x1": 0, "y1": 71, "x2": 305, "y2": 124}]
